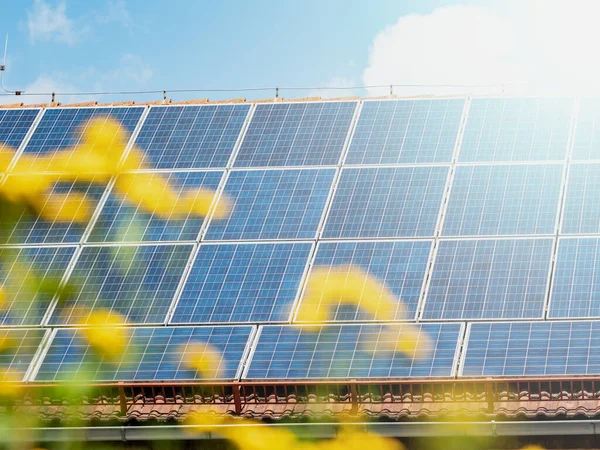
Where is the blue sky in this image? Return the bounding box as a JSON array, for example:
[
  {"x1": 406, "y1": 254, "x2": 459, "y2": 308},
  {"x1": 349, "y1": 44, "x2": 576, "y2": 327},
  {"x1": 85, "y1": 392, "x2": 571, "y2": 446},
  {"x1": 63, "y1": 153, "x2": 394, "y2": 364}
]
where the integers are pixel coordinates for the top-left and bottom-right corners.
[{"x1": 0, "y1": 0, "x2": 598, "y2": 104}]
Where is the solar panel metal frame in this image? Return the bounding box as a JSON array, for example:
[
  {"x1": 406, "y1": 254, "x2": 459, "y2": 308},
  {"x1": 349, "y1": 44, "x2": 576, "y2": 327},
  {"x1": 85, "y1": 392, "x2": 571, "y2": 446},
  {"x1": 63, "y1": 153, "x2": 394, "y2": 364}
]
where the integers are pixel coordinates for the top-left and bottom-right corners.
[
  {"x1": 241, "y1": 322, "x2": 466, "y2": 381},
  {"x1": 567, "y1": 97, "x2": 600, "y2": 161},
  {"x1": 556, "y1": 162, "x2": 600, "y2": 235},
  {"x1": 292, "y1": 238, "x2": 435, "y2": 323},
  {"x1": 41, "y1": 241, "x2": 194, "y2": 327},
  {"x1": 232, "y1": 100, "x2": 359, "y2": 168},
  {"x1": 0, "y1": 108, "x2": 44, "y2": 171},
  {"x1": 203, "y1": 166, "x2": 337, "y2": 242},
  {"x1": 0, "y1": 327, "x2": 54, "y2": 382},
  {"x1": 86, "y1": 168, "x2": 226, "y2": 244},
  {"x1": 320, "y1": 164, "x2": 452, "y2": 239},
  {"x1": 418, "y1": 236, "x2": 556, "y2": 322},
  {"x1": 457, "y1": 320, "x2": 600, "y2": 378},
  {"x1": 0, "y1": 175, "x2": 114, "y2": 245},
  {"x1": 167, "y1": 240, "x2": 316, "y2": 325},
  {"x1": 0, "y1": 244, "x2": 78, "y2": 327},
  {"x1": 438, "y1": 161, "x2": 566, "y2": 238},
  {"x1": 28, "y1": 324, "x2": 258, "y2": 382},
  {"x1": 345, "y1": 98, "x2": 467, "y2": 166},
  {"x1": 545, "y1": 235, "x2": 600, "y2": 319},
  {"x1": 19, "y1": 105, "x2": 147, "y2": 173},
  {"x1": 131, "y1": 103, "x2": 253, "y2": 171},
  {"x1": 456, "y1": 97, "x2": 574, "y2": 163}
]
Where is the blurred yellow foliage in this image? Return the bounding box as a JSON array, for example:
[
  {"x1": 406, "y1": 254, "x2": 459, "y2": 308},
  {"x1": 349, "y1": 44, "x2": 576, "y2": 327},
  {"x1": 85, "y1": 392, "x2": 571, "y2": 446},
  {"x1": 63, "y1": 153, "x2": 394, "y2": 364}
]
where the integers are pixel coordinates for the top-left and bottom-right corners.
[
  {"x1": 297, "y1": 265, "x2": 403, "y2": 323},
  {"x1": 0, "y1": 368, "x2": 23, "y2": 398},
  {"x1": 520, "y1": 446, "x2": 545, "y2": 450},
  {"x1": 80, "y1": 309, "x2": 129, "y2": 361},
  {"x1": 181, "y1": 342, "x2": 223, "y2": 379},
  {"x1": 0, "y1": 117, "x2": 228, "y2": 227},
  {"x1": 114, "y1": 173, "x2": 230, "y2": 220},
  {"x1": 187, "y1": 414, "x2": 405, "y2": 450}
]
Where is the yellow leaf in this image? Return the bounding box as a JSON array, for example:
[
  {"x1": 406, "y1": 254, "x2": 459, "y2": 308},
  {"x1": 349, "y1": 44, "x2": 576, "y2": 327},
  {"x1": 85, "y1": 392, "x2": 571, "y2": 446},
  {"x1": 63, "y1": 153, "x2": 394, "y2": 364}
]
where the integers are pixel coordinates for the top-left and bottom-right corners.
[
  {"x1": 80, "y1": 309, "x2": 128, "y2": 360},
  {"x1": 31, "y1": 192, "x2": 94, "y2": 224},
  {"x1": 0, "y1": 174, "x2": 54, "y2": 203},
  {"x1": 0, "y1": 145, "x2": 16, "y2": 172},
  {"x1": 114, "y1": 173, "x2": 226, "y2": 220},
  {"x1": 41, "y1": 150, "x2": 112, "y2": 181},
  {"x1": 371, "y1": 324, "x2": 431, "y2": 359},
  {"x1": 178, "y1": 189, "x2": 232, "y2": 219},
  {"x1": 297, "y1": 265, "x2": 403, "y2": 323},
  {"x1": 180, "y1": 342, "x2": 223, "y2": 379},
  {"x1": 0, "y1": 368, "x2": 23, "y2": 398}
]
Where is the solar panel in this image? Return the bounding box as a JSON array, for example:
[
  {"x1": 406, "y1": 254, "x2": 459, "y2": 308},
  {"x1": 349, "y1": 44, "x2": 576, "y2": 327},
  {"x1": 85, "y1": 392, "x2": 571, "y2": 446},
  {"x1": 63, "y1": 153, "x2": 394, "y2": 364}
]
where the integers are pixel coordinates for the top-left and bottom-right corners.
[
  {"x1": 0, "y1": 109, "x2": 40, "y2": 150},
  {"x1": 561, "y1": 164, "x2": 600, "y2": 234},
  {"x1": 1, "y1": 176, "x2": 107, "y2": 244},
  {"x1": 322, "y1": 166, "x2": 449, "y2": 238},
  {"x1": 234, "y1": 102, "x2": 357, "y2": 167},
  {"x1": 442, "y1": 164, "x2": 563, "y2": 236},
  {"x1": 423, "y1": 238, "x2": 553, "y2": 320},
  {"x1": 34, "y1": 325, "x2": 253, "y2": 382},
  {"x1": 346, "y1": 99, "x2": 464, "y2": 164},
  {"x1": 0, "y1": 329, "x2": 48, "y2": 381},
  {"x1": 461, "y1": 321, "x2": 600, "y2": 377},
  {"x1": 548, "y1": 237, "x2": 600, "y2": 318},
  {"x1": 49, "y1": 244, "x2": 193, "y2": 325},
  {"x1": 571, "y1": 99, "x2": 600, "y2": 160},
  {"x1": 297, "y1": 240, "x2": 433, "y2": 321},
  {"x1": 459, "y1": 98, "x2": 572, "y2": 162},
  {"x1": 89, "y1": 170, "x2": 224, "y2": 242},
  {"x1": 171, "y1": 242, "x2": 312, "y2": 324},
  {"x1": 244, "y1": 323, "x2": 463, "y2": 379},
  {"x1": 134, "y1": 105, "x2": 250, "y2": 169},
  {"x1": 0, "y1": 246, "x2": 75, "y2": 326},
  {"x1": 205, "y1": 169, "x2": 334, "y2": 241},
  {"x1": 22, "y1": 107, "x2": 144, "y2": 171}
]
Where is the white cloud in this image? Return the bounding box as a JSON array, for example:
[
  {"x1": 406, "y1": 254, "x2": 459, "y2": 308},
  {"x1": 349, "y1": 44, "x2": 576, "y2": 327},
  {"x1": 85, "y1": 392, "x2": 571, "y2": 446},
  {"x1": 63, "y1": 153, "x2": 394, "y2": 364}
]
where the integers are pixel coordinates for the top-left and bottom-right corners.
[
  {"x1": 97, "y1": 0, "x2": 137, "y2": 32},
  {"x1": 26, "y1": 0, "x2": 84, "y2": 46},
  {"x1": 0, "y1": 74, "x2": 83, "y2": 105},
  {"x1": 308, "y1": 76, "x2": 361, "y2": 99},
  {"x1": 111, "y1": 54, "x2": 153, "y2": 84},
  {"x1": 363, "y1": 1, "x2": 600, "y2": 97}
]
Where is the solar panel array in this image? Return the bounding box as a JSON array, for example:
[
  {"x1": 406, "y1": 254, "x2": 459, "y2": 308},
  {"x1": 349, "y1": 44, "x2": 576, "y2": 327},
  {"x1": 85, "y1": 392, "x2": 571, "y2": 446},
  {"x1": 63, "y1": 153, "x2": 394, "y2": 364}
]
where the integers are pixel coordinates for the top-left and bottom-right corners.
[{"x1": 1, "y1": 96, "x2": 600, "y2": 383}]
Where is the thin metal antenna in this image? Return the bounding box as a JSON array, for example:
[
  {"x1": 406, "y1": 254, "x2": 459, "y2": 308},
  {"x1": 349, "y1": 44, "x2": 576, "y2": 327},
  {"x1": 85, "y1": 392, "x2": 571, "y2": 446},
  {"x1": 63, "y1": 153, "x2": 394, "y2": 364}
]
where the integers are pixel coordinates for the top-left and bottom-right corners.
[{"x1": 1, "y1": 33, "x2": 24, "y2": 95}]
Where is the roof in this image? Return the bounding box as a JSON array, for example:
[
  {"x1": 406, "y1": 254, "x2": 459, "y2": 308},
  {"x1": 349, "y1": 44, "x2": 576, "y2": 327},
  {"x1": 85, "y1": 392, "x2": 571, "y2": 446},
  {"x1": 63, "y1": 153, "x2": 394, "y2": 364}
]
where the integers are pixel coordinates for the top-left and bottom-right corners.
[{"x1": 0, "y1": 94, "x2": 599, "y2": 445}]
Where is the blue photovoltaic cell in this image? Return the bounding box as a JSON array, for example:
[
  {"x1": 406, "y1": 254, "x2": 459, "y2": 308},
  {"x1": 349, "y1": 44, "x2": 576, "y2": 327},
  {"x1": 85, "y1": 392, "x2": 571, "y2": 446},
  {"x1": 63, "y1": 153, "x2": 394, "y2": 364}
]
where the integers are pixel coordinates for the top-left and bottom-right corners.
[
  {"x1": 442, "y1": 164, "x2": 563, "y2": 236},
  {"x1": 549, "y1": 238, "x2": 600, "y2": 318},
  {"x1": 22, "y1": 107, "x2": 144, "y2": 171},
  {"x1": 299, "y1": 240, "x2": 433, "y2": 321},
  {"x1": 561, "y1": 164, "x2": 600, "y2": 234},
  {"x1": 459, "y1": 98, "x2": 572, "y2": 162},
  {"x1": 1, "y1": 176, "x2": 107, "y2": 244},
  {"x1": 244, "y1": 323, "x2": 462, "y2": 379},
  {"x1": 49, "y1": 244, "x2": 192, "y2": 325},
  {"x1": 572, "y1": 99, "x2": 600, "y2": 160},
  {"x1": 346, "y1": 99, "x2": 464, "y2": 164},
  {"x1": 0, "y1": 329, "x2": 47, "y2": 381},
  {"x1": 322, "y1": 166, "x2": 449, "y2": 238},
  {"x1": 171, "y1": 242, "x2": 312, "y2": 324},
  {"x1": 0, "y1": 109, "x2": 39, "y2": 150},
  {"x1": 34, "y1": 326, "x2": 253, "y2": 382},
  {"x1": 462, "y1": 321, "x2": 600, "y2": 377},
  {"x1": 205, "y1": 169, "x2": 334, "y2": 241},
  {"x1": 89, "y1": 171, "x2": 224, "y2": 242},
  {"x1": 234, "y1": 102, "x2": 356, "y2": 167},
  {"x1": 134, "y1": 105, "x2": 250, "y2": 169},
  {"x1": 423, "y1": 239, "x2": 553, "y2": 320},
  {"x1": 0, "y1": 246, "x2": 75, "y2": 326}
]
